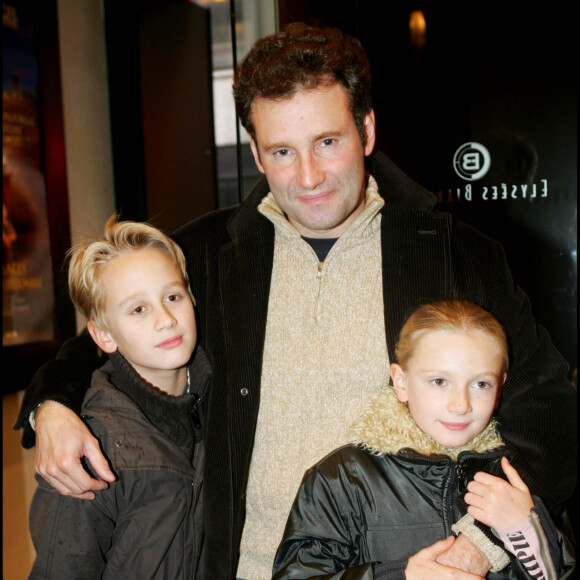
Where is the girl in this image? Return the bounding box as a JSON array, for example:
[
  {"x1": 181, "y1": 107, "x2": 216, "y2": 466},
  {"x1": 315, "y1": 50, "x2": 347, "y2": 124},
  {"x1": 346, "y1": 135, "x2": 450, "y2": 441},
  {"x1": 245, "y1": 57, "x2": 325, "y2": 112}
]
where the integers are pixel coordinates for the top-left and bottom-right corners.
[{"x1": 273, "y1": 299, "x2": 573, "y2": 579}]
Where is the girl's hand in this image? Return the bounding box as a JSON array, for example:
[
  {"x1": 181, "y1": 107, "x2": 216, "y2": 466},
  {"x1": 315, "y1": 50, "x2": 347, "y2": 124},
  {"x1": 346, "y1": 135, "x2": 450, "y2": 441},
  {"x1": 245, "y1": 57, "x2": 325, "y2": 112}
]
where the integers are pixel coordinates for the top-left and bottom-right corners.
[{"x1": 465, "y1": 456, "x2": 533, "y2": 530}]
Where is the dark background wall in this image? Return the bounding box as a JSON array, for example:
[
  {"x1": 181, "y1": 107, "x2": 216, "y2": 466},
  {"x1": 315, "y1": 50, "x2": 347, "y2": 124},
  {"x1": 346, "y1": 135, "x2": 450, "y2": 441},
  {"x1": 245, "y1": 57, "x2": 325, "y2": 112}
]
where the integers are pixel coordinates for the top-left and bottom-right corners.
[
  {"x1": 103, "y1": 0, "x2": 217, "y2": 235},
  {"x1": 277, "y1": 2, "x2": 577, "y2": 378}
]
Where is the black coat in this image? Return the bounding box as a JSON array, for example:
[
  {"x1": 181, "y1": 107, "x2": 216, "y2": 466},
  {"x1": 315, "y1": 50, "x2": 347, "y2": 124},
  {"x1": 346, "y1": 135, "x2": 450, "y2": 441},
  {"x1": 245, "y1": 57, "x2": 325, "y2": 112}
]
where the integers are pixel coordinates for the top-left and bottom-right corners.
[
  {"x1": 17, "y1": 151, "x2": 577, "y2": 579},
  {"x1": 272, "y1": 446, "x2": 573, "y2": 580},
  {"x1": 28, "y1": 349, "x2": 211, "y2": 579},
  {"x1": 174, "y1": 150, "x2": 576, "y2": 578}
]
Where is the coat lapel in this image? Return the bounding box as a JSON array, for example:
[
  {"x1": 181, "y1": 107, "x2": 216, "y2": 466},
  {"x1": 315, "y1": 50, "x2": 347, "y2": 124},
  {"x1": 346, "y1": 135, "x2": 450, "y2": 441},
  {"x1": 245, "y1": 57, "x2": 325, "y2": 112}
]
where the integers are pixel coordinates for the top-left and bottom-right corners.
[{"x1": 219, "y1": 216, "x2": 274, "y2": 491}]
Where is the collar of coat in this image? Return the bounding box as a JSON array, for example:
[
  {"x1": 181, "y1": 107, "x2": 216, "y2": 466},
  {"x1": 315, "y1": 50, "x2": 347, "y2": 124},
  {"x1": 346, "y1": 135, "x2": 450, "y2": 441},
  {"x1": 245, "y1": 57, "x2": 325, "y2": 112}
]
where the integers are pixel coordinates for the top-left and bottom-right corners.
[
  {"x1": 89, "y1": 347, "x2": 212, "y2": 450},
  {"x1": 349, "y1": 386, "x2": 504, "y2": 462}
]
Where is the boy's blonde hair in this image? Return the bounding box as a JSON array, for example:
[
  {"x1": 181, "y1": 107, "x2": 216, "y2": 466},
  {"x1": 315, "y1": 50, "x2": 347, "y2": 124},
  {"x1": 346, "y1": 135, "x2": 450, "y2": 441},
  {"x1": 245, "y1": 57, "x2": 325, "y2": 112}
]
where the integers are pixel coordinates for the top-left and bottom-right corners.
[
  {"x1": 68, "y1": 215, "x2": 193, "y2": 330},
  {"x1": 395, "y1": 299, "x2": 509, "y2": 373}
]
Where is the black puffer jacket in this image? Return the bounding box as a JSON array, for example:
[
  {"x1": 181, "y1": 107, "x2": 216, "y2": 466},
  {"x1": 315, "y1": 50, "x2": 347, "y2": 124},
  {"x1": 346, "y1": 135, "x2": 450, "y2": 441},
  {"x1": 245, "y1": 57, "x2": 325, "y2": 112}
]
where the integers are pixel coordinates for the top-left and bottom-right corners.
[
  {"x1": 28, "y1": 348, "x2": 211, "y2": 580},
  {"x1": 273, "y1": 389, "x2": 575, "y2": 580}
]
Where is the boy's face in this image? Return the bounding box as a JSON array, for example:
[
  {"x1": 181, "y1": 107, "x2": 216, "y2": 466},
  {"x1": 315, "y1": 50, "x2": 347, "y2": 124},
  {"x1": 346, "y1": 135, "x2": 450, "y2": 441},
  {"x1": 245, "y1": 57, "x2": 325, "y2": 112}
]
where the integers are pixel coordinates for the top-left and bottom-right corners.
[
  {"x1": 88, "y1": 248, "x2": 196, "y2": 395},
  {"x1": 391, "y1": 330, "x2": 506, "y2": 447},
  {"x1": 249, "y1": 83, "x2": 376, "y2": 239}
]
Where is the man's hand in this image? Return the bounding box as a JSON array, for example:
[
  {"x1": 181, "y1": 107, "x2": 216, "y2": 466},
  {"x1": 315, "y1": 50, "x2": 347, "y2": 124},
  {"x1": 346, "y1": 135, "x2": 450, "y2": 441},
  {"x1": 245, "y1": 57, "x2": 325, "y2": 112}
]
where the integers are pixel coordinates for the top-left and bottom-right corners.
[
  {"x1": 435, "y1": 533, "x2": 491, "y2": 576},
  {"x1": 35, "y1": 401, "x2": 116, "y2": 499},
  {"x1": 406, "y1": 536, "x2": 485, "y2": 579}
]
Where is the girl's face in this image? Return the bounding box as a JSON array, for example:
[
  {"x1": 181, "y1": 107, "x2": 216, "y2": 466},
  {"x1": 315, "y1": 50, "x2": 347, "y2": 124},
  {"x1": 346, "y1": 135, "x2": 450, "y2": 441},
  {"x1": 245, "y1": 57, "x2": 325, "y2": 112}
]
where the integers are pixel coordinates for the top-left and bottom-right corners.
[{"x1": 391, "y1": 330, "x2": 506, "y2": 447}]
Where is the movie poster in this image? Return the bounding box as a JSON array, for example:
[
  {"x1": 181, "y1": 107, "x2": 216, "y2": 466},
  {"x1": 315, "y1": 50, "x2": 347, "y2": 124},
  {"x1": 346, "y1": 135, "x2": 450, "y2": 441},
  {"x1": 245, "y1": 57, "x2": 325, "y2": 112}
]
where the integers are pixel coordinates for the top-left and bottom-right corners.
[{"x1": 3, "y1": 2, "x2": 55, "y2": 346}]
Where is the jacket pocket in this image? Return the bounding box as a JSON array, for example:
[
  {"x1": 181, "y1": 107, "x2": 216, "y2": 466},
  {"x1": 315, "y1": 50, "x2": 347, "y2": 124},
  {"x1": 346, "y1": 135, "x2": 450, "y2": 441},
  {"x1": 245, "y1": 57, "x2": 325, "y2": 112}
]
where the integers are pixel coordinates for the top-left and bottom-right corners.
[{"x1": 366, "y1": 522, "x2": 445, "y2": 563}]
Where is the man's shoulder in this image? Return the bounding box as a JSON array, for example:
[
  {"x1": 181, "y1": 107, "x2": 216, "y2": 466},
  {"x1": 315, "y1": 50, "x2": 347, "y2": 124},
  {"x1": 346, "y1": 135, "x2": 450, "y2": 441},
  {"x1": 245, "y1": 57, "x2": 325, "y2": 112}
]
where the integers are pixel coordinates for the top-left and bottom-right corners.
[
  {"x1": 370, "y1": 150, "x2": 437, "y2": 211},
  {"x1": 449, "y1": 216, "x2": 503, "y2": 258},
  {"x1": 173, "y1": 174, "x2": 271, "y2": 246},
  {"x1": 173, "y1": 205, "x2": 238, "y2": 245}
]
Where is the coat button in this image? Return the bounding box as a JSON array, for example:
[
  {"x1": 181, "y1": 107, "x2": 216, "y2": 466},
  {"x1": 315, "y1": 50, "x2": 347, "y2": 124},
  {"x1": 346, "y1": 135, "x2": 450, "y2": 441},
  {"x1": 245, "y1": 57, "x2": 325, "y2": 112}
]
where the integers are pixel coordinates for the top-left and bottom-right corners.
[
  {"x1": 115, "y1": 439, "x2": 124, "y2": 448},
  {"x1": 240, "y1": 388, "x2": 249, "y2": 396}
]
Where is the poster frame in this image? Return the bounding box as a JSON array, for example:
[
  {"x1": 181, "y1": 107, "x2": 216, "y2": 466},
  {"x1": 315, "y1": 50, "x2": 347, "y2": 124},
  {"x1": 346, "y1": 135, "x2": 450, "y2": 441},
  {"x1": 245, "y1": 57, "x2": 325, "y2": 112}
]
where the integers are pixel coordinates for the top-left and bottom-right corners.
[{"x1": 3, "y1": 0, "x2": 76, "y2": 395}]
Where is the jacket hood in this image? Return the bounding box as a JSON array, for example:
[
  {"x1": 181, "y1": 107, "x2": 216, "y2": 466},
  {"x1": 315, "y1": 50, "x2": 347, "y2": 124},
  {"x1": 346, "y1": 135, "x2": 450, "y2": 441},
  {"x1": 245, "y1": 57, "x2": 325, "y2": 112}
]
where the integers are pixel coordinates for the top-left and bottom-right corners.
[{"x1": 350, "y1": 387, "x2": 504, "y2": 462}]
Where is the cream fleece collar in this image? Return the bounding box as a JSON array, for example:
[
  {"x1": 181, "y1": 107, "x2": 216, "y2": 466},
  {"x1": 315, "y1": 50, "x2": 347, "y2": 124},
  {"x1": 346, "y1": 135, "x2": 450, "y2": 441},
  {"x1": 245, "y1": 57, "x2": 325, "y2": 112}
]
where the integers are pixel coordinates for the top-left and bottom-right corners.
[{"x1": 349, "y1": 387, "x2": 504, "y2": 462}]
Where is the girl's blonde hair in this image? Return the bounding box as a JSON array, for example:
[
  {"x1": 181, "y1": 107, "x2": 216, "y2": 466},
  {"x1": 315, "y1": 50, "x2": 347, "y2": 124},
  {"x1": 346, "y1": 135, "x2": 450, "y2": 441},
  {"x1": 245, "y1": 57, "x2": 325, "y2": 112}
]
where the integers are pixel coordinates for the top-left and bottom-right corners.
[
  {"x1": 68, "y1": 215, "x2": 193, "y2": 330},
  {"x1": 395, "y1": 299, "x2": 509, "y2": 373}
]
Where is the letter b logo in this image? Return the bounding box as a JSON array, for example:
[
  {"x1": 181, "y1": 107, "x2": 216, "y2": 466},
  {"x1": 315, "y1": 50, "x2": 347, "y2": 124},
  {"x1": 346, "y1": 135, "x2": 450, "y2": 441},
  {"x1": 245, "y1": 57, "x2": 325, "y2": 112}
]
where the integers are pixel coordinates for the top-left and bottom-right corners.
[{"x1": 453, "y1": 143, "x2": 491, "y2": 181}]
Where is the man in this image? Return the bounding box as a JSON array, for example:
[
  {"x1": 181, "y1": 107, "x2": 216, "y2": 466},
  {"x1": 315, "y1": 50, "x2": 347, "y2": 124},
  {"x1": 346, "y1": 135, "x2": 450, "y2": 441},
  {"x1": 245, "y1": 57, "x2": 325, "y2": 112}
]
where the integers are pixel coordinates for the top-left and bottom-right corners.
[{"x1": 16, "y1": 23, "x2": 576, "y2": 579}]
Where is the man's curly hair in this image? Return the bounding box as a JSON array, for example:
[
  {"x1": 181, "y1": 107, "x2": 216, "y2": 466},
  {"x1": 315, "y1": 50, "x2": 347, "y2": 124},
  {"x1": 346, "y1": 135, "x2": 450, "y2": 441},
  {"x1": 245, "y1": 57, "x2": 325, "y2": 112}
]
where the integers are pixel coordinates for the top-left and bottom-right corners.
[{"x1": 233, "y1": 22, "x2": 373, "y2": 146}]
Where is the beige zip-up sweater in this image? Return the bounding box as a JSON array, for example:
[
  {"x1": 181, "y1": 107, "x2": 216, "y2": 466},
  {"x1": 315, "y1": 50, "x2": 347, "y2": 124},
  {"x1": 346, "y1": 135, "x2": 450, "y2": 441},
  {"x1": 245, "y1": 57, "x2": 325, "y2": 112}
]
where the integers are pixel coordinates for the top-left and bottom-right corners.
[{"x1": 237, "y1": 177, "x2": 389, "y2": 579}]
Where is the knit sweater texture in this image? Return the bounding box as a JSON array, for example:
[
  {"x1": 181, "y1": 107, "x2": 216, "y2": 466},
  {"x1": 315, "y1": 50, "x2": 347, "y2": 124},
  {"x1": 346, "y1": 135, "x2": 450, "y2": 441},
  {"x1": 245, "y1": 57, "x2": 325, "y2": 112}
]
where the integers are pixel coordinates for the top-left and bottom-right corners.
[{"x1": 237, "y1": 177, "x2": 389, "y2": 578}]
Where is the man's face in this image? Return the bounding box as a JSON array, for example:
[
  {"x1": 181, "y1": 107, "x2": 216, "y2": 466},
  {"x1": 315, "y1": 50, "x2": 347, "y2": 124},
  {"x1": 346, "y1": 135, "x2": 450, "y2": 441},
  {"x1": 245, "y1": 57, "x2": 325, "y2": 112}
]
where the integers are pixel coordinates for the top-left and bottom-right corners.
[{"x1": 249, "y1": 83, "x2": 376, "y2": 239}]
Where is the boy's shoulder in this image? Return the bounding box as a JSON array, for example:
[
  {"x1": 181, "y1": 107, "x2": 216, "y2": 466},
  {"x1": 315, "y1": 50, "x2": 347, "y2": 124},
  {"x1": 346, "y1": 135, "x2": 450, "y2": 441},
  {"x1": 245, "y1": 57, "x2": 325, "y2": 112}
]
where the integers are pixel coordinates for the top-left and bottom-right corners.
[{"x1": 81, "y1": 361, "x2": 138, "y2": 421}]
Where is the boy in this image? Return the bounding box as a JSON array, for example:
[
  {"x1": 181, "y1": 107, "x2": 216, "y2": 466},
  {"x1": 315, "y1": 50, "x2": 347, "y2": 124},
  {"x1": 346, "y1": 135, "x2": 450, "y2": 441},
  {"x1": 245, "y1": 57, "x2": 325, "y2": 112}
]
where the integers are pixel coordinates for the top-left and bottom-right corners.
[
  {"x1": 273, "y1": 299, "x2": 574, "y2": 579},
  {"x1": 28, "y1": 216, "x2": 211, "y2": 579}
]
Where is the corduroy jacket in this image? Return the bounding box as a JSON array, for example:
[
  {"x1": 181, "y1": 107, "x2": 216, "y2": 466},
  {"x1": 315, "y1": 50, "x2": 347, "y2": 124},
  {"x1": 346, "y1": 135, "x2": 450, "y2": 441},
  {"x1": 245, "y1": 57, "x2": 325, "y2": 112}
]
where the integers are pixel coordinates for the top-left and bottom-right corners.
[{"x1": 17, "y1": 151, "x2": 577, "y2": 580}]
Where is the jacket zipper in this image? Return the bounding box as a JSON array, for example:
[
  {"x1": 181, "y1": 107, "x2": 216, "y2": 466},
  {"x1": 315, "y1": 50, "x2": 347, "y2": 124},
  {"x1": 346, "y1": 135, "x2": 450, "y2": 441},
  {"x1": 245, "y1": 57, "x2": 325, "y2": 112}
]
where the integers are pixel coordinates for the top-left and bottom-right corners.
[
  {"x1": 398, "y1": 448, "x2": 507, "y2": 535},
  {"x1": 189, "y1": 376, "x2": 211, "y2": 462}
]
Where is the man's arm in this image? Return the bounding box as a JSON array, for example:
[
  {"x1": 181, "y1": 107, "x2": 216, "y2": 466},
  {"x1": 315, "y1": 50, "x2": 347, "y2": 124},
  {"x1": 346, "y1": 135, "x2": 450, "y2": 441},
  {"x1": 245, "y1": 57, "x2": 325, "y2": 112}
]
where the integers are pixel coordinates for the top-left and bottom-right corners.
[
  {"x1": 436, "y1": 533, "x2": 491, "y2": 576},
  {"x1": 408, "y1": 536, "x2": 486, "y2": 580},
  {"x1": 34, "y1": 401, "x2": 115, "y2": 498},
  {"x1": 14, "y1": 328, "x2": 100, "y2": 447},
  {"x1": 14, "y1": 328, "x2": 116, "y2": 497},
  {"x1": 489, "y1": 241, "x2": 577, "y2": 515},
  {"x1": 455, "y1": 222, "x2": 577, "y2": 515}
]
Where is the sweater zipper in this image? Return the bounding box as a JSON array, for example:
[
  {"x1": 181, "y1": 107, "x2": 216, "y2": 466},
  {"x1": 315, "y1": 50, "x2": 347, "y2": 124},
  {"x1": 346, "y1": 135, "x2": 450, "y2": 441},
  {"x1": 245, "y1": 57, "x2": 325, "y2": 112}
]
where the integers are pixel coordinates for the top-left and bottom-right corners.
[{"x1": 315, "y1": 262, "x2": 324, "y2": 322}]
